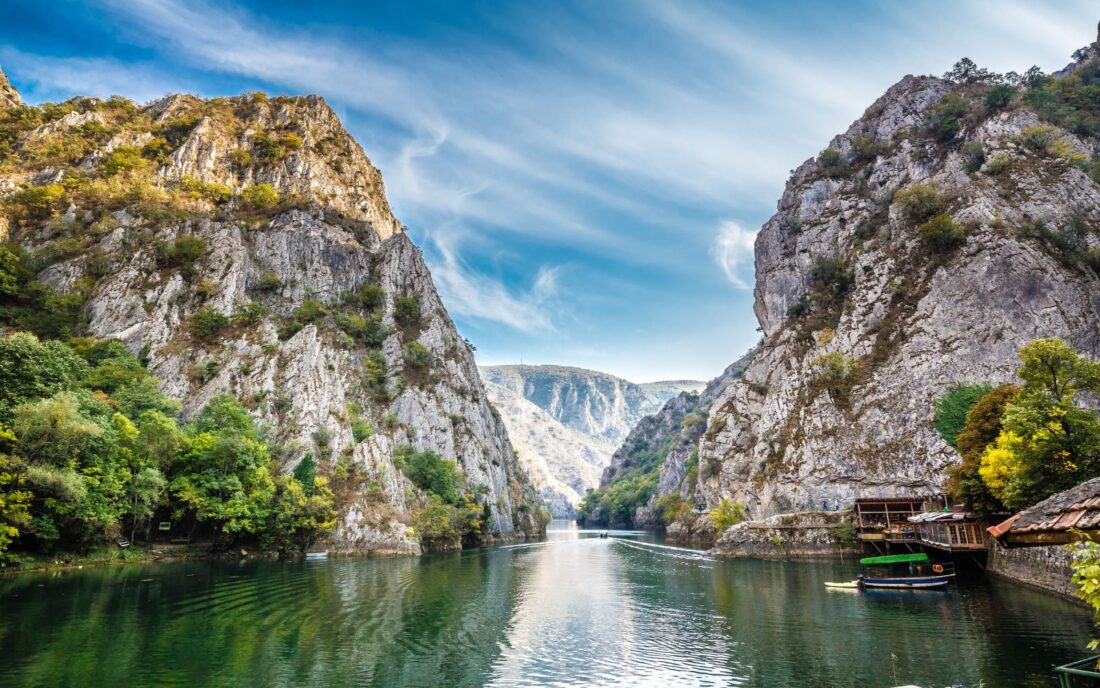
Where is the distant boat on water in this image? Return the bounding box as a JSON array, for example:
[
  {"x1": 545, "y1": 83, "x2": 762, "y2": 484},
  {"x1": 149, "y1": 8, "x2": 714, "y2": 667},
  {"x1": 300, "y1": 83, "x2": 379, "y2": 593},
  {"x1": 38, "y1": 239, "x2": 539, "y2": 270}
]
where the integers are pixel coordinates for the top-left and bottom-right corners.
[{"x1": 305, "y1": 551, "x2": 329, "y2": 560}]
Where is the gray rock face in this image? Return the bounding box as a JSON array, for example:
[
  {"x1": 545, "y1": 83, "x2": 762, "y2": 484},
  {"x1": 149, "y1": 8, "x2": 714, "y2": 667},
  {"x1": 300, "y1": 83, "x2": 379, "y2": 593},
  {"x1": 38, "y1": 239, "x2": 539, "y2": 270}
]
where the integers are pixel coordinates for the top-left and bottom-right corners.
[
  {"x1": 479, "y1": 364, "x2": 700, "y2": 516},
  {"x1": 1, "y1": 81, "x2": 543, "y2": 552},
  {"x1": 692, "y1": 61, "x2": 1100, "y2": 521}
]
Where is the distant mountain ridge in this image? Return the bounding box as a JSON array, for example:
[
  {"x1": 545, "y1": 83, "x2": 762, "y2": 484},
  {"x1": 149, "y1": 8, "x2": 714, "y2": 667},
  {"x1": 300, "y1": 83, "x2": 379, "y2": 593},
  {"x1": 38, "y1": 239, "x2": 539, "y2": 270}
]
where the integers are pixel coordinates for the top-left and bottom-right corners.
[{"x1": 480, "y1": 364, "x2": 702, "y2": 515}]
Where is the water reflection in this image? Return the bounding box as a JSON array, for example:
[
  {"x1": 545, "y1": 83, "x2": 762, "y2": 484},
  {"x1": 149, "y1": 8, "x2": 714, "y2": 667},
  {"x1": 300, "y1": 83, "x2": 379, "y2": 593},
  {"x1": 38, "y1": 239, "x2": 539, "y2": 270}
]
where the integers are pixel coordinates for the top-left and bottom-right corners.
[{"x1": 0, "y1": 520, "x2": 1092, "y2": 687}]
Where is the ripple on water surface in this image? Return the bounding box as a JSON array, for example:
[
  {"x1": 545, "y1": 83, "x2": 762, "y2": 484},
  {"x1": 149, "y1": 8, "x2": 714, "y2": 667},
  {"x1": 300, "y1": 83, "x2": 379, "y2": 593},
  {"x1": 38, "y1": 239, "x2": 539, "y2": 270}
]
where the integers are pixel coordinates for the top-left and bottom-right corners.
[{"x1": 0, "y1": 525, "x2": 1092, "y2": 687}]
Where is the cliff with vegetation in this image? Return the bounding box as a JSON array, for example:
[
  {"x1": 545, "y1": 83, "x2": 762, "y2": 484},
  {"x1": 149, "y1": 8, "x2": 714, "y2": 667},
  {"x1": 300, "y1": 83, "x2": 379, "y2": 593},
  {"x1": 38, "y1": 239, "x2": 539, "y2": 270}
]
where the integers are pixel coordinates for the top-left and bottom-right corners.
[
  {"x1": 0, "y1": 68, "x2": 545, "y2": 561},
  {"x1": 577, "y1": 352, "x2": 751, "y2": 528},
  {"x1": 615, "y1": 37, "x2": 1100, "y2": 531},
  {"x1": 480, "y1": 364, "x2": 700, "y2": 517}
]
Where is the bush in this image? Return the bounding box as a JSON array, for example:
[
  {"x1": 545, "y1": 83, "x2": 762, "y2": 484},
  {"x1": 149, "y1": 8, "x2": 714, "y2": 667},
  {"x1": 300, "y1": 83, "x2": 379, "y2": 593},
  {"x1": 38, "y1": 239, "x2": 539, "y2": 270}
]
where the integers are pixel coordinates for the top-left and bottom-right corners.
[
  {"x1": 811, "y1": 352, "x2": 862, "y2": 405},
  {"x1": 985, "y1": 84, "x2": 1015, "y2": 110},
  {"x1": 403, "y1": 342, "x2": 433, "y2": 372},
  {"x1": 654, "y1": 492, "x2": 691, "y2": 525},
  {"x1": 256, "y1": 270, "x2": 281, "y2": 291},
  {"x1": 960, "y1": 142, "x2": 985, "y2": 173},
  {"x1": 850, "y1": 135, "x2": 885, "y2": 163},
  {"x1": 180, "y1": 176, "x2": 232, "y2": 205},
  {"x1": 1018, "y1": 125, "x2": 1058, "y2": 152},
  {"x1": 353, "y1": 283, "x2": 385, "y2": 312},
  {"x1": 100, "y1": 146, "x2": 148, "y2": 177},
  {"x1": 396, "y1": 447, "x2": 461, "y2": 505},
  {"x1": 191, "y1": 306, "x2": 229, "y2": 341},
  {"x1": 984, "y1": 155, "x2": 1010, "y2": 175},
  {"x1": 925, "y1": 93, "x2": 969, "y2": 142},
  {"x1": 809, "y1": 255, "x2": 854, "y2": 297},
  {"x1": 156, "y1": 235, "x2": 207, "y2": 278},
  {"x1": 918, "y1": 214, "x2": 967, "y2": 251},
  {"x1": 229, "y1": 149, "x2": 252, "y2": 168},
  {"x1": 818, "y1": 148, "x2": 848, "y2": 177},
  {"x1": 241, "y1": 183, "x2": 279, "y2": 210},
  {"x1": 5, "y1": 184, "x2": 66, "y2": 222},
  {"x1": 394, "y1": 296, "x2": 420, "y2": 328},
  {"x1": 708, "y1": 499, "x2": 745, "y2": 532},
  {"x1": 894, "y1": 184, "x2": 944, "y2": 224},
  {"x1": 934, "y1": 383, "x2": 993, "y2": 449},
  {"x1": 786, "y1": 296, "x2": 810, "y2": 318},
  {"x1": 233, "y1": 302, "x2": 267, "y2": 326}
]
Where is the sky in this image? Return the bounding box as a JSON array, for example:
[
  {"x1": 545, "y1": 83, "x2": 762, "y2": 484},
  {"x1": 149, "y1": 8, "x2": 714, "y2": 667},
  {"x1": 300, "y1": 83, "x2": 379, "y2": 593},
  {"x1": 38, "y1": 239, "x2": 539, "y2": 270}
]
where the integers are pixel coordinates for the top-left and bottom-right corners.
[{"x1": 1, "y1": 1, "x2": 1096, "y2": 382}]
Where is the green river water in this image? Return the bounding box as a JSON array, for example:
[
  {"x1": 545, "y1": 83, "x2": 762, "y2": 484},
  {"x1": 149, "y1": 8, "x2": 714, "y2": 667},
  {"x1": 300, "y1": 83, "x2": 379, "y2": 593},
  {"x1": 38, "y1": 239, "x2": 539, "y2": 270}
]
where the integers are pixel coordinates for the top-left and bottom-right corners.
[{"x1": 0, "y1": 521, "x2": 1093, "y2": 687}]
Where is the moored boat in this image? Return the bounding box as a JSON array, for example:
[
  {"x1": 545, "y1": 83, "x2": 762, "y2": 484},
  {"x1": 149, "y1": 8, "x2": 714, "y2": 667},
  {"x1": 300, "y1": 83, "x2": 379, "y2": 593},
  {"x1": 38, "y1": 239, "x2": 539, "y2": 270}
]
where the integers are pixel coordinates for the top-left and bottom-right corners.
[
  {"x1": 856, "y1": 553, "x2": 954, "y2": 590},
  {"x1": 305, "y1": 550, "x2": 329, "y2": 560}
]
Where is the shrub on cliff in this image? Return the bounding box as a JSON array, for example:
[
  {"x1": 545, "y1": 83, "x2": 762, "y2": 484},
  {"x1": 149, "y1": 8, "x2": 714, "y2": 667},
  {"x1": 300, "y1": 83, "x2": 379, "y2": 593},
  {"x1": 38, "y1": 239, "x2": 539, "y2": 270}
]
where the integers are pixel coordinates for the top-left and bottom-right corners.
[
  {"x1": 811, "y1": 352, "x2": 862, "y2": 405},
  {"x1": 918, "y1": 214, "x2": 967, "y2": 251},
  {"x1": 894, "y1": 184, "x2": 944, "y2": 224},
  {"x1": 396, "y1": 446, "x2": 461, "y2": 505},
  {"x1": 191, "y1": 306, "x2": 229, "y2": 342},
  {"x1": 924, "y1": 93, "x2": 969, "y2": 142},
  {"x1": 654, "y1": 492, "x2": 691, "y2": 525},
  {"x1": 708, "y1": 499, "x2": 745, "y2": 532},
  {"x1": 241, "y1": 183, "x2": 279, "y2": 210}
]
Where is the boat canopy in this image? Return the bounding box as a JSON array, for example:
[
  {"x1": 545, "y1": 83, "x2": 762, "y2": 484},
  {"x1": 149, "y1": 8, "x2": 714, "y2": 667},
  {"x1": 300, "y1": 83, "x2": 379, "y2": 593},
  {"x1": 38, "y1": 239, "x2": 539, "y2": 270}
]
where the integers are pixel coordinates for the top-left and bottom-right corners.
[{"x1": 859, "y1": 553, "x2": 929, "y2": 565}]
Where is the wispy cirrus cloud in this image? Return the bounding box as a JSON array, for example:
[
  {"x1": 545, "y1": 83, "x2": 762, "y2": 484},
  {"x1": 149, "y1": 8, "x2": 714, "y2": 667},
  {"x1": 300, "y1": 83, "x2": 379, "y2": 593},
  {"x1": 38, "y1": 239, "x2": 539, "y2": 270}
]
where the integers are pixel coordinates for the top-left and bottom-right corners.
[{"x1": 712, "y1": 221, "x2": 757, "y2": 290}]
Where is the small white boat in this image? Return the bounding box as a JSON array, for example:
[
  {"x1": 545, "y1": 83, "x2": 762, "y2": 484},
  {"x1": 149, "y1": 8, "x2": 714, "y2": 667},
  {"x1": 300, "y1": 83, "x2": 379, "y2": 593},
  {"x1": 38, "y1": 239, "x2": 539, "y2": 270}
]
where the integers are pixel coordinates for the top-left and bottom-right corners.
[
  {"x1": 305, "y1": 551, "x2": 329, "y2": 560},
  {"x1": 824, "y1": 581, "x2": 859, "y2": 589}
]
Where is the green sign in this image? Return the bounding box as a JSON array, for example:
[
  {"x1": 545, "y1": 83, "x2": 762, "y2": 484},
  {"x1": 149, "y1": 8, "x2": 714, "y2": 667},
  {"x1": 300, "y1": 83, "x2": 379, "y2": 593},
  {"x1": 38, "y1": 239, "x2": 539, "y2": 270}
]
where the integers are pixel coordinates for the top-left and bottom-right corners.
[{"x1": 158, "y1": 522, "x2": 172, "y2": 531}]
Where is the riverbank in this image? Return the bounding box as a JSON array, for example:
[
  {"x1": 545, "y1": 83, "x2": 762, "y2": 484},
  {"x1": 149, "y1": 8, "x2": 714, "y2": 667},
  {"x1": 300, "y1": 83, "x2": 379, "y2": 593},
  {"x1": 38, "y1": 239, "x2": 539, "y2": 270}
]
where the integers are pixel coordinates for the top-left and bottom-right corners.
[{"x1": 708, "y1": 510, "x2": 861, "y2": 559}]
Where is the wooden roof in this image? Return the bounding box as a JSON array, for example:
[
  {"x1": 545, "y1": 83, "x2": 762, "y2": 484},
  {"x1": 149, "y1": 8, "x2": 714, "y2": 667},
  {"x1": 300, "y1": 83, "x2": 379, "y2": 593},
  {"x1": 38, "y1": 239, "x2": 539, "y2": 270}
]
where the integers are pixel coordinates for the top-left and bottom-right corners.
[{"x1": 989, "y1": 477, "x2": 1100, "y2": 546}]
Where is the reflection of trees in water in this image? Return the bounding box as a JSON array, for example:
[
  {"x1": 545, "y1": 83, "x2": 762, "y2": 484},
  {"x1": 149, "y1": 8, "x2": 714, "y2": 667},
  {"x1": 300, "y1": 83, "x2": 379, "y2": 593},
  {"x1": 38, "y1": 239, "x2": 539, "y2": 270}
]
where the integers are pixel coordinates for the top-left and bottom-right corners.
[
  {"x1": 0, "y1": 554, "x2": 523, "y2": 688},
  {"x1": 0, "y1": 546, "x2": 1094, "y2": 687}
]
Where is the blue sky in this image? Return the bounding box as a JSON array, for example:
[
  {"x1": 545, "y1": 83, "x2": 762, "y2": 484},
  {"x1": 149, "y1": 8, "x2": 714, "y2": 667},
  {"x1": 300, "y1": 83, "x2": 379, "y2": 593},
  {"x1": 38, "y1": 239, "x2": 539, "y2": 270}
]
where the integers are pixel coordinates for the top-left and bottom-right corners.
[{"x1": 1, "y1": 1, "x2": 1095, "y2": 382}]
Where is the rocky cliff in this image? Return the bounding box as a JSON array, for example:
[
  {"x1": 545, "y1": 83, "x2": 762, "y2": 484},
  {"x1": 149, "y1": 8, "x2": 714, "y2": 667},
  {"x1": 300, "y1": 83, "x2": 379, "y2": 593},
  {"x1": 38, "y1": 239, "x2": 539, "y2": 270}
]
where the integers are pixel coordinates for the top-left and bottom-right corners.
[
  {"x1": 651, "y1": 38, "x2": 1100, "y2": 523},
  {"x1": 633, "y1": 36, "x2": 1100, "y2": 526},
  {"x1": 479, "y1": 364, "x2": 701, "y2": 516},
  {"x1": 0, "y1": 68, "x2": 544, "y2": 553}
]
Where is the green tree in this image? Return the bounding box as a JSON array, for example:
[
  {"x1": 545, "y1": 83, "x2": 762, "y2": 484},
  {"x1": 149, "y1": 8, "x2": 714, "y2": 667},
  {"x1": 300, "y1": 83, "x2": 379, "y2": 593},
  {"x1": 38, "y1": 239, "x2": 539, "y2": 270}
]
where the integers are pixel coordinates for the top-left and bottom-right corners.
[
  {"x1": 0, "y1": 332, "x2": 88, "y2": 422},
  {"x1": 262, "y1": 474, "x2": 336, "y2": 552},
  {"x1": 395, "y1": 447, "x2": 461, "y2": 505},
  {"x1": 708, "y1": 499, "x2": 746, "y2": 532},
  {"x1": 979, "y1": 339, "x2": 1100, "y2": 509},
  {"x1": 0, "y1": 425, "x2": 32, "y2": 560},
  {"x1": 946, "y1": 385, "x2": 1019, "y2": 511},
  {"x1": 934, "y1": 383, "x2": 993, "y2": 449},
  {"x1": 293, "y1": 454, "x2": 317, "y2": 492}
]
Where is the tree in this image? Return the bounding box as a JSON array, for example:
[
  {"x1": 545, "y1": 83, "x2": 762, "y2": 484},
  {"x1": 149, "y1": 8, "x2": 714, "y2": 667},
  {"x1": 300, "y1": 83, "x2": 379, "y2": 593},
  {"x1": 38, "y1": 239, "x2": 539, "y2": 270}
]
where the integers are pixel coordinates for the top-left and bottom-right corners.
[
  {"x1": 127, "y1": 467, "x2": 165, "y2": 543},
  {"x1": 395, "y1": 447, "x2": 461, "y2": 505},
  {"x1": 293, "y1": 454, "x2": 317, "y2": 492},
  {"x1": 943, "y1": 58, "x2": 998, "y2": 84},
  {"x1": 0, "y1": 332, "x2": 88, "y2": 422},
  {"x1": 708, "y1": 499, "x2": 746, "y2": 532},
  {"x1": 0, "y1": 425, "x2": 32, "y2": 560},
  {"x1": 979, "y1": 339, "x2": 1100, "y2": 509},
  {"x1": 934, "y1": 383, "x2": 993, "y2": 449},
  {"x1": 946, "y1": 385, "x2": 1019, "y2": 511},
  {"x1": 262, "y1": 474, "x2": 336, "y2": 552}
]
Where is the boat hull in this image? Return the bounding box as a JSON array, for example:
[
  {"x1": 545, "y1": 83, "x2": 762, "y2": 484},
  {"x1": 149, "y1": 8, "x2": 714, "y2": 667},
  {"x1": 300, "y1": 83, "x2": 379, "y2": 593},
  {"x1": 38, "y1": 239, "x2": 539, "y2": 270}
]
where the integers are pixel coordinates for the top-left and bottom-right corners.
[{"x1": 859, "y1": 574, "x2": 953, "y2": 589}]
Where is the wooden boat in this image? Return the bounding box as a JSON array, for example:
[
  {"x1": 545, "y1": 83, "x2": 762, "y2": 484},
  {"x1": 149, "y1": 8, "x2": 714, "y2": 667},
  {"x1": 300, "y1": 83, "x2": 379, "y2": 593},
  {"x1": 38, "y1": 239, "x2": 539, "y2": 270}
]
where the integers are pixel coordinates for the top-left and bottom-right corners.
[
  {"x1": 824, "y1": 581, "x2": 859, "y2": 589},
  {"x1": 857, "y1": 553, "x2": 954, "y2": 590}
]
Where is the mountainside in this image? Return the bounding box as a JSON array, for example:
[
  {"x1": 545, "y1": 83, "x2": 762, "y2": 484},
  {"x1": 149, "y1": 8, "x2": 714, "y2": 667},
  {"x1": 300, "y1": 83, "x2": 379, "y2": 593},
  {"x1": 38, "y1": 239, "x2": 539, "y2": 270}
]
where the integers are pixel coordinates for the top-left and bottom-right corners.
[
  {"x1": 615, "y1": 37, "x2": 1100, "y2": 526},
  {"x1": 0, "y1": 69, "x2": 544, "y2": 553},
  {"x1": 479, "y1": 364, "x2": 700, "y2": 515},
  {"x1": 578, "y1": 351, "x2": 753, "y2": 527}
]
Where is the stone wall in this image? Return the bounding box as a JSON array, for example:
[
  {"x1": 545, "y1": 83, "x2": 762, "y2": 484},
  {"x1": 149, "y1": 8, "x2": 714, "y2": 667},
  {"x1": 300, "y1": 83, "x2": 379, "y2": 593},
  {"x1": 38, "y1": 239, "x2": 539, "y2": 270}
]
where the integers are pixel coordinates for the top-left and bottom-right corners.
[{"x1": 987, "y1": 540, "x2": 1078, "y2": 600}]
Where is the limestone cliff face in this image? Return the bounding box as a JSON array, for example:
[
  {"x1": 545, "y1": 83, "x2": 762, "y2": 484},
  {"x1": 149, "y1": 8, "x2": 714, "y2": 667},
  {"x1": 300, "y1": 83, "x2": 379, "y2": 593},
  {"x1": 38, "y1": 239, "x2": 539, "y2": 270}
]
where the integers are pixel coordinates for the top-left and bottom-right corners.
[
  {"x1": 479, "y1": 364, "x2": 701, "y2": 516},
  {"x1": 0, "y1": 72, "x2": 543, "y2": 552},
  {"x1": 692, "y1": 49, "x2": 1100, "y2": 519}
]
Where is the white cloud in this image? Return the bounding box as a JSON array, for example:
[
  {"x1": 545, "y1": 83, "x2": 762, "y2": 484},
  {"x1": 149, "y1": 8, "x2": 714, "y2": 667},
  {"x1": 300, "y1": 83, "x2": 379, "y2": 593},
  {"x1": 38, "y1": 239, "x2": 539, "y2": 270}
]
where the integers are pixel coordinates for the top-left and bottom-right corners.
[
  {"x1": 427, "y1": 231, "x2": 560, "y2": 333},
  {"x1": 0, "y1": 48, "x2": 183, "y2": 103},
  {"x1": 713, "y1": 220, "x2": 757, "y2": 289}
]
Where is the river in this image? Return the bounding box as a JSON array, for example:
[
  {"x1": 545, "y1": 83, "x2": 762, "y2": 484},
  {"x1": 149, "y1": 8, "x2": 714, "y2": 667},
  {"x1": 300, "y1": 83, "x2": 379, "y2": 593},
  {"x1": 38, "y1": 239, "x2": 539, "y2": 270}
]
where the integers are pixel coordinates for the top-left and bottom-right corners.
[{"x1": 0, "y1": 521, "x2": 1093, "y2": 687}]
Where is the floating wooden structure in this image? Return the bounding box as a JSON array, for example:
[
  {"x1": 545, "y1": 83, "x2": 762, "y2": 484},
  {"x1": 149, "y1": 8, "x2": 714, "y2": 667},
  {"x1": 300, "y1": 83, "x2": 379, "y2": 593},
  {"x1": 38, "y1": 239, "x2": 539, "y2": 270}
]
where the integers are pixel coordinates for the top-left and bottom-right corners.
[
  {"x1": 909, "y1": 511, "x2": 990, "y2": 552},
  {"x1": 854, "y1": 497, "x2": 928, "y2": 544}
]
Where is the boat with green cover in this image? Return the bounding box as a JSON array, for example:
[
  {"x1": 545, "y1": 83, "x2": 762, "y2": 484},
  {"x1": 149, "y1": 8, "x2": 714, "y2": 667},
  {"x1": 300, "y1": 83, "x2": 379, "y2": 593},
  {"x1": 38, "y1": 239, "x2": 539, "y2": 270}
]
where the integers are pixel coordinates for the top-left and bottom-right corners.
[{"x1": 858, "y1": 552, "x2": 954, "y2": 590}]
